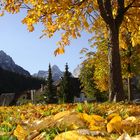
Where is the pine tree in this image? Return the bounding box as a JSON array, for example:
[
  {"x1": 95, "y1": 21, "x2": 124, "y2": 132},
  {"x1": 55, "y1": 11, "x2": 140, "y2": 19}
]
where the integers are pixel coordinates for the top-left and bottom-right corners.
[
  {"x1": 59, "y1": 63, "x2": 73, "y2": 103},
  {"x1": 44, "y1": 64, "x2": 57, "y2": 103}
]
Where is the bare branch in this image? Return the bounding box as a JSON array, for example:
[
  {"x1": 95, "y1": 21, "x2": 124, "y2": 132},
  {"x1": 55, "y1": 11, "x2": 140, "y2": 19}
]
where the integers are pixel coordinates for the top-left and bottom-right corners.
[
  {"x1": 21, "y1": 4, "x2": 31, "y2": 10},
  {"x1": 123, "y1": 0, "x2": 136, "y2": 13},
  {"x1": 86, "y1": 12, "x2": 96, "y2": 24}
]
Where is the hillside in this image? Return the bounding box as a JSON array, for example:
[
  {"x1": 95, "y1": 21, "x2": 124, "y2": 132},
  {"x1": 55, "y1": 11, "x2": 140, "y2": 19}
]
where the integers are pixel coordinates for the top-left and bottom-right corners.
[
  {"x1": 0, "y1": 50, "x2": 30, "y2": 77},
  {"x1": 0, "y1": 67, "x2": 45, "y2": 93}
]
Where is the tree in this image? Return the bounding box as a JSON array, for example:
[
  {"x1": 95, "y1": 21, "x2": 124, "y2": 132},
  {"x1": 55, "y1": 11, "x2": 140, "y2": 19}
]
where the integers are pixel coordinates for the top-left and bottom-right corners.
[
  {"x1": 44, "y1": 64, "x2": 57, "y2": 103},
  {"x1": 81, "y1": 34, "x2": 140, "y2": 101},
  {"x1": 79, "y1": 55, "x2": 108, "y2": 102},
  {"x1": 79, "y1": 51, "x2": 97, "y2": 97},
  {"x1": 80, "y1": 59, "x2": 96, "y2": 98},
  {"x1": 59, "y1": 63, "x2": 73, "y2": 103},
  {"x1": 121, "y1": 32, "x2": 133, "y2": 101},
  {"x1": 1, "y1": 0, "x2": 140, "y2": 101},
  {"x1": 121, "y1": 42, "x2": 140, "y2": 101},
  {"x1": 96, "y1": 1, "x2": 140, "y2": 102}
]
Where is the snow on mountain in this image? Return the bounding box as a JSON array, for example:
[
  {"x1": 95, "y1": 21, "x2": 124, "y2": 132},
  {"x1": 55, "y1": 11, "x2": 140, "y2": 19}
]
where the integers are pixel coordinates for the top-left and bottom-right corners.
[
  {"x1": 35, "y1": 70, "x2": 48, "y2": 79},
  {"x1": 72, "y1": 64, "x2": 82, "y2": 78},
  {"x1": 0, "y1": 50, "x2": 30, "y2": 76},
  {"x1": 33, "y1": 65, "x2": 63, "y2": 81}
]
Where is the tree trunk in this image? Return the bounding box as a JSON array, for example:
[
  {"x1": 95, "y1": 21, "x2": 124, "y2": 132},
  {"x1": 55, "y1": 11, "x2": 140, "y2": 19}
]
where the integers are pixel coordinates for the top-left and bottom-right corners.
[
  {"x1": 127, "y1": 77, "x2": 133, "y2": 101},
  {"x1": 127, "y1": 37, "x2": 133, "y2": 101},
  {"x1": 108, "y1": 37, "x2": 114, "y2": 101},
  {"x1": 96, "y1": 0, "x2": 133, "y2": 102},
  {"x1": 108, "y1": 25, "x2": 125, "y2": 102}
]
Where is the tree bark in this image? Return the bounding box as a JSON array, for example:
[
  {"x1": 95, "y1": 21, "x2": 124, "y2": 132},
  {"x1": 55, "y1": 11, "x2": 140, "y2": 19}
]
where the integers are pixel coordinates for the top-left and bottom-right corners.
[
  {"x1": 127, "y1": 77, "x2": 133, "y2": 101},
  {"x1": 107, "y1": 35, "x2": 114, "y2": 101},
  {"x1": 126, "y1": 32, "x2": 133, "y2": 101},
  {"x1": 108, "y1": 25, "x2": 125, "y2": 102}
]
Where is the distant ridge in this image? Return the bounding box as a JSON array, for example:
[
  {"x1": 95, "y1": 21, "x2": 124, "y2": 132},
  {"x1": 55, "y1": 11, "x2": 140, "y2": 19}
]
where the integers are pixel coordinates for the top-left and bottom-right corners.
[
  {"x1": 33, "y1": 65, "x2": 63, "y2": 81},
  {"x1": 0, "y1": 50, "x2": 30, "y2": 76}
]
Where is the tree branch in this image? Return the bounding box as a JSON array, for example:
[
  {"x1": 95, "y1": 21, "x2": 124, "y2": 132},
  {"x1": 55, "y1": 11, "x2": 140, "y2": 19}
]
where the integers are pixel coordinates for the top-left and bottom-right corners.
[
  {"x1": 97, "y1": 0, "x2": 112, "y2": 25},
  {"x1": 86, "y1": 11, "x2": 96, "y2": 24},
  {"x1": 21, "y1": 4, "x2": 31, "y2": 10},
  {"x1": 104, "y1": 0, "x2": 113, "y2": 19},
  {"x1": 117, "y1": 0, "x2": 124, "y2": 12},
  {"x1": 123, "y1": 0, "x2": 136, "y2": 13},
  {"x1": 115, "y1": 0, "x2": 136, "y2": 27}
]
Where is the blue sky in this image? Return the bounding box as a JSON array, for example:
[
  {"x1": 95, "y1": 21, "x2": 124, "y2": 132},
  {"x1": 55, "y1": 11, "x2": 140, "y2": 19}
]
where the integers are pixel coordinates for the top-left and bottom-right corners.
[{"x1": 0, "y1": 11, "x2": 93, "y2": 74}]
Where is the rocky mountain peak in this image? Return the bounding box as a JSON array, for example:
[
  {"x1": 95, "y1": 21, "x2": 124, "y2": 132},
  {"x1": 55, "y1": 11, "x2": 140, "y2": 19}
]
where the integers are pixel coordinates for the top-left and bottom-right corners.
[
  {"x1": 52, "y1": 65, "x2": 60, "y2": 71},
  {"x1": 33, "y1": 65, "x2": 63, "y2": 81},
  {"x1": 0, "y1": 50, "x2": 15, "y2": 65},
  {"x1": 0, "y1": 50, "x2": 30, "y2": 77}
]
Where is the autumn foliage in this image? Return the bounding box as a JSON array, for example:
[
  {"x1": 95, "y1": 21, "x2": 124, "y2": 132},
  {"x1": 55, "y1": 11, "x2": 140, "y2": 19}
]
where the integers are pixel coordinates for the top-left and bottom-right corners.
[
  {"x1": 0, "y1": 1, "x2": 140, "y2": 139},
  {"x1": 0, "y1": 1, "x2": 139, "y2": 54},
  {"x1": 0, "y1": 103, "x2": 140, "y2": 139},
  {"x1": 1, "y1": 0, "x2": 140, "y2": 101}
]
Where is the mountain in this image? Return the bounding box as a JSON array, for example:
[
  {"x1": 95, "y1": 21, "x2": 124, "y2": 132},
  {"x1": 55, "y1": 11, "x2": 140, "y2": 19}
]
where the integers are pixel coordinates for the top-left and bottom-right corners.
[
  {"x1": 33, "y1": 70, "x2": 48, "y2": 79},
  {"x1": 0, "y1": 50, "x2": 30, "y2": 76},
  {"x1": 73, "y1": 64, "x2": 82, "y2": 78},
  {"x1": 33, "y1": 65, "x2": 63, "y2": 81}
]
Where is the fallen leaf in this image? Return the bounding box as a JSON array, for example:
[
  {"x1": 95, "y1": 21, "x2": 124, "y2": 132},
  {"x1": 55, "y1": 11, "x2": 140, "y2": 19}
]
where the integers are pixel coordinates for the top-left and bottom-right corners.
[
  {"x1": 107, "y1": 113, "x2": 120, "y2": 121},
  {"x1": 54, "y1": 130, "x2": 106, "y2": 140},
  {"x1": 117, "y1": 133, "x2": 131, "y2": 140},
  {"x1": 14, "y1": 125, "x2": 28, "y2": 140},
  {"x1": 107, "y1": 115, "x2": 122, "y2": 133},
  {"x1": 91, "y1": 114, "x2": 105, "y2": 122}
]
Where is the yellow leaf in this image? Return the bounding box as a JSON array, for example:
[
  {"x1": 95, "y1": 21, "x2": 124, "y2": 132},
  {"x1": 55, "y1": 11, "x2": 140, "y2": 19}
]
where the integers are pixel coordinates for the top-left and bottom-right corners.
[
  {"x1": 89, "y1": 125, "x2": 102, "y2": 131},
  {"x1": 28, "y1": 103, "x2": 33, "y2": 106},
  {"x1": 107, "y1": 123, "x2": 113, "y2": 133},
  {"x1": 79, "y1": 113, "x2": 92, "y2": 123},
  {"x1": 88, "y1": 115, "x2": 105, "y2": 131},
  {"x1": 109, "y1": 115, "x2": 122, "y2": 124},
  {"x1": 70, "y1": 123, "x2": 80, "y2": 129},
  {"x1": 0, "y1": 11, "x2": 4, "y2": 16},
  {"x1": 14, "y1": 125, "x2": 28, "y2": 140},
  {"x1": 20, "y1": 114, "x2": 25, "y2": 120},
  {"x1": 54, "y1": 47, "x2": 65, "y2": 56},
  {"x1": 107, "y1": 115, "x2": 122, "y2": 133},
  {"x1": 91, "y1": 114, "x2": 105, "y2": 122},
  {"x1": 27, "y1": 25, "x2": 34, "y2": 32},
  {"x1": 125, "y1": 116, "x2": 136, "y2": 122},
  {"x1": 121, "y1": 120, "x2": 136, "y2": 135},
  {"x1": 117, "y1": 133, "x2": 131, "y2": 140},
  {"x1": 54, "y1": 130, "x2": 106, "y2": 140},
  {"x1": 72, "y1": 30, "x2": 77, "y2": 39},
  {"x1": 107, "y1": 113, "x2": 120, "y2": 121},
  {"x1": 53, "y1": 111, "x2": 70, "y2": 121},
  {"x1": 77, "y1": 32, "x2": 81, "y2": 37}
]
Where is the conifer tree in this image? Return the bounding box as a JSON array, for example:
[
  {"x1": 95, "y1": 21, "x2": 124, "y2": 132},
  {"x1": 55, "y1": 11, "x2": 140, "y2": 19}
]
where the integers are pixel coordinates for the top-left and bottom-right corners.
[
  {"x1": 59, "y1": 63, "x2": 73, "y2": 103},
  {"x1": 44, "y1": 64, "x2": 57, "y2": 103}
]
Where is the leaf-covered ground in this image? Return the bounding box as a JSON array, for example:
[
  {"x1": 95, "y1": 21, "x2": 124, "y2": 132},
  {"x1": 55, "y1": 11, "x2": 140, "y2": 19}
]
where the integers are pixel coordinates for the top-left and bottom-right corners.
[{"x1": 0, "y1": 102, "x2": 140, "y2": 140}]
